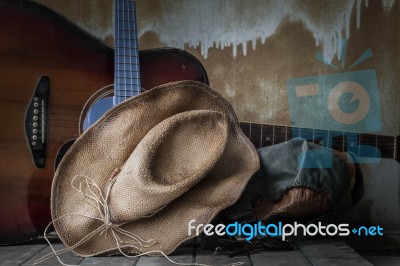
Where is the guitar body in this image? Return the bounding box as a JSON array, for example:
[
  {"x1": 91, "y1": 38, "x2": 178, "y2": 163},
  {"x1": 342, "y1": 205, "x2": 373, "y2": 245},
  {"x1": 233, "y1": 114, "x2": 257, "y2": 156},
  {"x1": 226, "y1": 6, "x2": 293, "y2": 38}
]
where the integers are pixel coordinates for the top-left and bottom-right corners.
[{"x1": 0, "y1": 0, "x2": 208, "y2": 244}]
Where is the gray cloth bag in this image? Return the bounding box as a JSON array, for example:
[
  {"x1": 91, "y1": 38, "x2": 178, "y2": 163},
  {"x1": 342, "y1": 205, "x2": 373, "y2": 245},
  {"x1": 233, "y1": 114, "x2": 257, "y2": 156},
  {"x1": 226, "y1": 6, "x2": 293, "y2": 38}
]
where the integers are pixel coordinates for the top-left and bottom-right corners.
[{"x1": 242, "y1": 138, "x2": 363, "y2": 223}]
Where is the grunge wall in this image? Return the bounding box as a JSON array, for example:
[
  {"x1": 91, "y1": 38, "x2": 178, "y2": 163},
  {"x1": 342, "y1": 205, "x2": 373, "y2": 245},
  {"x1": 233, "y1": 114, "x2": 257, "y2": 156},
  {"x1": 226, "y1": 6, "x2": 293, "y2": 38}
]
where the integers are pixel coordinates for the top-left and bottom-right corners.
[{"x1": 35, "y1": 0, "x2": 400, "y2": 249}]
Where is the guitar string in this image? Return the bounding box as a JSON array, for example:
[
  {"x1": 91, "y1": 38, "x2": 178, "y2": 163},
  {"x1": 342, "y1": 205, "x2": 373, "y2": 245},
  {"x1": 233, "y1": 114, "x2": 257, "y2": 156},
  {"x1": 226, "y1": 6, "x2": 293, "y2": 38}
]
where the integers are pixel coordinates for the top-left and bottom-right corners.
[
  {"x1": 41, "y1": 110, "x2": 399, "y2": 150},
  {"x1": 42, "y1": 113, "x2": 398, "y2": 143},
  {"x1": 122, "y1": 0, "x2": 127, "y2": 103},
  {"x1": 127, "y1": 0, "x2": 130, "y2": 102},
  {"x1": 116, "y1": 0, "x2": 119, "y2": 104},
  {"x1": 237, "y1": 124, "x2": 397, "y2": 157},
  {"x1": 125, "y1": 0, "x2": 129, "y2": 102},
  {"x1": 133, "y1": 0, "x2": 141, "y2": 94},
  {"x1": 37, "y1": 113, "x2": 399, "y2": 147},
  {"x1": 115, "y1": 0, "x2": 140, "y2": 103},
  {"x1": 34, "y1": 108, "x2": 399, "y2": 142},
  {"x1": 28, "y1": 120, "x2": 396, "y2": 153}
]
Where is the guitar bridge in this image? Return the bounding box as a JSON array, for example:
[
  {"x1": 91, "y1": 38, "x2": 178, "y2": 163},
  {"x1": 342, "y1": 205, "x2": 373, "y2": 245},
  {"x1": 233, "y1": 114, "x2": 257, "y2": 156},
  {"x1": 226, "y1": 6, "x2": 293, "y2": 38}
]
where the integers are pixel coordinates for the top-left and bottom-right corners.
[{"x1": 25, "y1": 76, "x2": 49, "y2": 168}]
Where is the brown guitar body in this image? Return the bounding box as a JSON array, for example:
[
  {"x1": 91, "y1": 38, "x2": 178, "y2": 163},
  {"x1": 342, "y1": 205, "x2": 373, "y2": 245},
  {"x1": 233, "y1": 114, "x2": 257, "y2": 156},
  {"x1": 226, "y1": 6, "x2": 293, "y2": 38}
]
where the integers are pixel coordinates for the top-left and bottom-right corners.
[{"x1": 0, "y1": 0, "x2": 208, "y2": 243}]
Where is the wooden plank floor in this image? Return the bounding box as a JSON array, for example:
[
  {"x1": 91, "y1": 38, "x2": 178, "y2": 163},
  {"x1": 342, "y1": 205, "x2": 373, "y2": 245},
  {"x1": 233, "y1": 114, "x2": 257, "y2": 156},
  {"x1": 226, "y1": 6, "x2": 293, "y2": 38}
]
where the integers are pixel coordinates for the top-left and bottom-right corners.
[{"x1": 0, "y1": 238, "x2": 373, "y2": 265}]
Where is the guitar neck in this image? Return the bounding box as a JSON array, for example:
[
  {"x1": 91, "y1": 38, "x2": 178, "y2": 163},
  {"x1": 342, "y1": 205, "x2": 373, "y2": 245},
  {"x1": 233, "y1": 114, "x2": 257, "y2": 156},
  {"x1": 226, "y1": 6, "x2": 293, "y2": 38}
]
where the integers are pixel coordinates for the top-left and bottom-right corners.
[
  {"x1": 114, "y1": 0, "x2": 141, "y2": 105},
  {"x1": 239, "y1": 122, "x2": 399, "y2": 162}
]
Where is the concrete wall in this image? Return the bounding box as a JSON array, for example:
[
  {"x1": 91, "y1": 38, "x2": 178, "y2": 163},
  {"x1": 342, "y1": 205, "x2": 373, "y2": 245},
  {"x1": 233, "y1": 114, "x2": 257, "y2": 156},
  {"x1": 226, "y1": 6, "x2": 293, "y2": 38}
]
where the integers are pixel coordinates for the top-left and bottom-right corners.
[{"x1": 35, "y1": 0, "x2": 400, "y2": 249}]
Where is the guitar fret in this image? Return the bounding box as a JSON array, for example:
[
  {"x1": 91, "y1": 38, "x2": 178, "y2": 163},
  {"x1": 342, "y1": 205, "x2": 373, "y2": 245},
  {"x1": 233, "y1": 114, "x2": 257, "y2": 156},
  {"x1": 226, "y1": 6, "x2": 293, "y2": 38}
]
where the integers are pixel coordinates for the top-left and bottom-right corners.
[
  {"x1": 114, "y1": 74, "x2": 140, "y2": 78},
  {"x1": 260, "y1": 124, "x2": 263, "y2": 148},
  {"x1": 114, "y1": 40, "x2": 137, "y2": 46},
  {"x1": 115, "y1": 46, "x2": 139, "y2": 49},
  {"x1": 285, "y1": 127, "x2": 288, "y2": 142},
  {"x1": 115, "y1": 40, "x2": 138, "y2": 45},
  {"x1": 327, "y1": 130, "x2": 331, "y2": 149},
  {"x1": 313, "y1": 129, "x2": 327, "y2": 147},
  {"x1": 116, "y1": 39, "x2": 139, "y2": 45},
  {"x1": 249, "y1": 123, "x2": 262, "y2": 148},
  {"x1": 342, "y1": 134, "x2": 345, "y2": 152},
  {"x1": 115, "y1": 75, "x2": 140, "y2": 80},
  {"x1": 114, "y1": 81, "x2": 140, "y2": 85},
  {"x1": 115, "y1": 28, "x2": 138, "y2": 31},
  {"x1": 115, "y1": 69, "x2": 140, "y2": 74},
  {"x1": 115, "y1": 87, "x2": 141, "y2": 90},
  {"x1": 115, "y1": 63, "x2": 140, "y2": 68},
  {"x1": 115, "y1": 9, "x2": 135, "y2": 12},
  {"x1": 249, "y1": 122, "x2": 252, "y2": 142},
  {"x1": 114, "y1": 0, "x2": 141, "y2": 105},
  {"x1": 115, "y1": 33, "x2": 138, "y2": 38},
  {"x1": 327, "y1": 131, "x2": 344, "y2": 152},
  {"x1": 358, "y1": 134, "x2": 379, "y2": 158},
  {"x1": 377, "y1": 135, "x2": 395, "y2": 159},
  {"x1": 303, "y1": 128, "x2": 314, "y2": 141},
  {"x1": 115, "y1": 18, "x2": 136, "y2": 23},
  {"x1": 272, "y1": 125, "x2": 275, "y2": 145},
  {"x1": 346, "y1": 132, "x2": 358, "y2": 154},
  {"x1": 262, "y1": 125, "x2": 273, "y2": 147},
  {"x1": 291, "y1": 127, "x2": 299, "y2": 138},
  {"x1": 274, "y1": 126, "x2": 288, "y2": 144},
  {"x1": 115, "y1": 43, "x2": 139, "y2": 49},
  {"x1": 239, "y1": 123, "x2": 251, "y2": 143},
  {"x1": 116, "y1": 62, "x2": 140, "y2": 65},
  {"x1": 238, "y1": 122, "x2": 396, "y2": 160},
  {"x1": 114, "y1": 76, "x2": 140, "y2": 80},
  {"x1": 115, "y1": 53, "x2": 139, "y2": 57}
]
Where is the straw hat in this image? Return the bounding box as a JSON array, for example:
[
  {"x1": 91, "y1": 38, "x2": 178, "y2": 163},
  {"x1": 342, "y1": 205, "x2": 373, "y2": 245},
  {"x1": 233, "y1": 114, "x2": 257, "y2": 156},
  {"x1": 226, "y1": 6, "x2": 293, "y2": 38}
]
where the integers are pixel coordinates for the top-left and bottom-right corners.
[{"x1": 51, "y1": 80, "x2": 259, "y2": 257}]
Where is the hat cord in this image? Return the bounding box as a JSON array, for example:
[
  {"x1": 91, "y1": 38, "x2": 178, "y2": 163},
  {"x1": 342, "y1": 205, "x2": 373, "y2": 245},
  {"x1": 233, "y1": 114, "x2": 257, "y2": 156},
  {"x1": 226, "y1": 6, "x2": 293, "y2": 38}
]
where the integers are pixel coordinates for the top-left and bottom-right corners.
[{"x1": 34, "y1": 173, "x2": 243, "y2": 266}]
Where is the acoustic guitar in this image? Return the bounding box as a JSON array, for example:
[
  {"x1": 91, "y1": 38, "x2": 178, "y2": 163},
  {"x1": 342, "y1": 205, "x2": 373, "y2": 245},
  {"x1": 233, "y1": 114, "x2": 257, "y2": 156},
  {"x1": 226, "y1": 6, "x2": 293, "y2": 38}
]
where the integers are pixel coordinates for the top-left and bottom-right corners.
[{"x1": 0, "y1": 0, "x2": 208, "y2": 244}]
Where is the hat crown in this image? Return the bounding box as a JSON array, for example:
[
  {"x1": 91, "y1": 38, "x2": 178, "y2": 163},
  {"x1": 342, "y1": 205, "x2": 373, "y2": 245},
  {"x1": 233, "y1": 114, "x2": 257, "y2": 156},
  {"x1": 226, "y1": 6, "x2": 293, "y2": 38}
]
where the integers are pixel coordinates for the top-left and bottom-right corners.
[
  {"x1": 109, "y1": 110, "x2": 229, "y2": 223},
  {"x1": 52, "y1": 81, "x2": 259, "y2": 257}
]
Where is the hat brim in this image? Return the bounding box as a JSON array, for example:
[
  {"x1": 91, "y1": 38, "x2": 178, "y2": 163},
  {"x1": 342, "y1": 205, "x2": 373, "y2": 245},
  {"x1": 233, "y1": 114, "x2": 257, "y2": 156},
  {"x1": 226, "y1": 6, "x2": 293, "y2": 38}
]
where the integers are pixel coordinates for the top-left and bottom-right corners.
[{"x1": 51, "y1": 80, "x2": 259, "y2": 256}]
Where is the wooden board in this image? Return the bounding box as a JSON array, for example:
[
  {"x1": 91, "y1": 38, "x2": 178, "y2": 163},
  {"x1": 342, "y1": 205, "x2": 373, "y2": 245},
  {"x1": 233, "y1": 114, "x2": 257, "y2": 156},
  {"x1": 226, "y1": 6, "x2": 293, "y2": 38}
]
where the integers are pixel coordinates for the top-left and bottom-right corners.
[
  {"x1": 298, "y1": 240, "x2": 373, "y2": 266},
  {"x1": 0, "y1": 239, "x2": 376, "y2": 265}
]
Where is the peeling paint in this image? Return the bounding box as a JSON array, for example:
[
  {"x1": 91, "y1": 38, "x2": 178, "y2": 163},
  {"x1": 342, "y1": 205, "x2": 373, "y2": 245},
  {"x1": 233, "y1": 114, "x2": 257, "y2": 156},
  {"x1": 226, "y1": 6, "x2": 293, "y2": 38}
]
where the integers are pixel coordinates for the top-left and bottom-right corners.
[{"x1": 138, "y1": 0, "x2": 394, "y2": 62}]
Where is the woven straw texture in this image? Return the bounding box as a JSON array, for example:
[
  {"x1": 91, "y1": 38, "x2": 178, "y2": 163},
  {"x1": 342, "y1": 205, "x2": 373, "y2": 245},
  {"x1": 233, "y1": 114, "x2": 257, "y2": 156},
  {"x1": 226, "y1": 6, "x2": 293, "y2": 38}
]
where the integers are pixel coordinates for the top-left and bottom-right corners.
[{"x1": 51, "y1": 80, "x2": 259, "y2": 257}]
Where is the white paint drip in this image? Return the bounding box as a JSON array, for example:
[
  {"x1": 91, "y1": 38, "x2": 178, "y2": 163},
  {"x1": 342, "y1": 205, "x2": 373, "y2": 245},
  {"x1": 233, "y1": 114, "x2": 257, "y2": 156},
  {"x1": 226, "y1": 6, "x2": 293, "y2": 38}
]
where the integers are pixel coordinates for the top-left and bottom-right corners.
[
  {"x1": 138, "y1": 0, "x2": 394, "y2": 62},
  {"x1": 381, "y1": 0, "x2": 396, "y2": 11}
]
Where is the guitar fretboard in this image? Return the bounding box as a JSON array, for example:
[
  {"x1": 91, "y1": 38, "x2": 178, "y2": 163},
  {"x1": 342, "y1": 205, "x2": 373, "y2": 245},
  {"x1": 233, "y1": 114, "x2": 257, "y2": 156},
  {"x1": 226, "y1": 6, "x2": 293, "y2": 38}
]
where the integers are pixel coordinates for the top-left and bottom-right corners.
[
  {"x1": 114, "y1": 0, "x2": 141, "y2": 105},
  {"x1": 239, "y1": 122, "x2": 399, "y2": 161}
]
